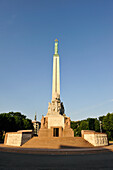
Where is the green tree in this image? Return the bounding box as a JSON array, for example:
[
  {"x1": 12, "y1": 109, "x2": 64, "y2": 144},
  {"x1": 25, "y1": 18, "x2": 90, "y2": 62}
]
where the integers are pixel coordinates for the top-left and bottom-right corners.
[
  {"x1": 102, "y1": 113, "x2": 113, "y2": 140},
  {"x1": 71, "y1": 113, "x2": 113, "y2": 139},
  {"x1": 71, "y1": 121, "x2": 81, "y2": 136},
  {"x1": 87, "y1": 118, "x2": 95, "y2": 130},
  {"x1": 0, "y1": 112, "x2": 33, "y2": 140},
  {"x1": 71, "y1": 121, "x2": 79, "y2": 130},
  {"x1": 23, "y1": 118, "x2": 33, "y2": 129},
  {"x1": 94, "y1": 118, "x2": 100, "y2": 132},
  {"x1": 79, "y1": 120, "x2": 88, "y2": 130},
  {"x1": 77, "y1": 120, "x2": 89, "y2": 136}
]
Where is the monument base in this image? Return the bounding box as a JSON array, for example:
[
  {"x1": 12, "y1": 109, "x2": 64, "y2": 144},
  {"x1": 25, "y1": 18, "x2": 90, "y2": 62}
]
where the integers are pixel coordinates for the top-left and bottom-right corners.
[
  {"x1": 63, "y1": 128, "x2": 74, "y2": 137},
  {"x1": 39, "y1": 114, "x2": 74, "y2": 138},
  {"x1": 38, "y1": 127, "x2": 74, "y2": 138},
  {"x1": 4, "y1": 130, "x2": 33, "y2": 146},
  {"x1": 38, "y1": 129, "x2": 52, "y2": 138},
  {"x1": 81, "y1": 130, "x2": 108, "y2": 146},
  {"x1": 22, "y1": 136, "x2": 93, "y2": 149}
]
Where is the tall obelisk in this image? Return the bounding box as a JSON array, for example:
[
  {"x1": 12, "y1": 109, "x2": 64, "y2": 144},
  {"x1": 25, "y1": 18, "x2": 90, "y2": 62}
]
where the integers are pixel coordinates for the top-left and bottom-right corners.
[
  {"x1": 47, "y1": 39, "x2": 64, "y2": 116},
  {"x1": 38, "y1": 39, "x2": 74, "y2": 138},
  {"x1": 52, "y1": 39, "x2": 60, "y2": 101}
]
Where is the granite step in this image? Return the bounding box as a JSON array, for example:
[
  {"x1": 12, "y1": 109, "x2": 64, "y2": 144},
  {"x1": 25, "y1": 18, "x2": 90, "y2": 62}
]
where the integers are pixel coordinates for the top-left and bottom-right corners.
[{"x1": 22, "y1": 137, "x2": 93, "y2": 149}]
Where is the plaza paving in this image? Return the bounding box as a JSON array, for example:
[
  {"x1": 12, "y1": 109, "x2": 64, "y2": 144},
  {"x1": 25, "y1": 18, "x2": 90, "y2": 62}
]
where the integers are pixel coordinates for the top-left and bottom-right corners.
[
  {"x1": 0, "y1": 143, "x2": 113, "y2": 169},
  {"x1": 0, "y1": 151, "x2": 113, "y2": 169}
]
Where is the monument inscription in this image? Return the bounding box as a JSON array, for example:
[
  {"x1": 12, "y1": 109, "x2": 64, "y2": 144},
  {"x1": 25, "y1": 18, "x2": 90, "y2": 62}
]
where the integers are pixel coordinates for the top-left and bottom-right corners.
[
  {"x1": 48, "y1": 116, "x2": 64, "y2": 129},
  {"x1": 6, "y1": 134, "x2": 22, "y2": 146}
]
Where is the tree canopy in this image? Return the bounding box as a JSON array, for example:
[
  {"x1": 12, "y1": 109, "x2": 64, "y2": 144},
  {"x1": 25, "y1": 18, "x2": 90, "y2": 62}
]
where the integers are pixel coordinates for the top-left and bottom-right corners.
[
  {"x1": 0, "y1": 112, "x2": 33, "y2": 137},
  {"x1": 71, "y1": 113, "x2": 113, "y2": 140}
]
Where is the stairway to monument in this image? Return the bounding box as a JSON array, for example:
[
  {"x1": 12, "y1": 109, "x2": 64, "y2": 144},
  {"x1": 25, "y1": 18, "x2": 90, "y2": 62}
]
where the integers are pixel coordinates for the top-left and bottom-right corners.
[{"x1": 22, "y1": 137, "x2": 93, "y2": 149}]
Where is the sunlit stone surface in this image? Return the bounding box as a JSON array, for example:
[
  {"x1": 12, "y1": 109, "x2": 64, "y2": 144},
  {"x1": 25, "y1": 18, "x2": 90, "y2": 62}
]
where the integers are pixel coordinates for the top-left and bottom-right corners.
[
  {"x1": 4, "y1": 130, "x2": 33, "y2": 146},
  {"x1": 81, "y1": 130, "x2": 108, "y2": 146},
  {"x1": 39, "y1": 40, "x2": 74, "y2": 137}
]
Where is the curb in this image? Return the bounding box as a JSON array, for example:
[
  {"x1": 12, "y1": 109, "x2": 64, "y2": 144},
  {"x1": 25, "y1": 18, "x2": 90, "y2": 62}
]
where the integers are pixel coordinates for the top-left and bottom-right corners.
[{"x1": 0, "y1": 145, "x2": 111, "y2": 155}]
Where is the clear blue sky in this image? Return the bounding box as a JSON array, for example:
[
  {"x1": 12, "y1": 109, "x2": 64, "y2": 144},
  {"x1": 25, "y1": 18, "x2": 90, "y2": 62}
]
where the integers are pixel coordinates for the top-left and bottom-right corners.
[{"x1": 0, "y1": 0, "x2": 113, "y2": 121}]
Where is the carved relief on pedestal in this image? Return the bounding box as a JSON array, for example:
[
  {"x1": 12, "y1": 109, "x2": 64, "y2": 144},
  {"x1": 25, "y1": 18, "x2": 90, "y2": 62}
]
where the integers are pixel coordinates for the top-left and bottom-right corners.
[
  {"x1": 64, "y1": 117, "x2": 71, "y2": 129},
  {"x1": 41, "y1": 116, "x2": 48, "y2": 129},
  {"x1": 47, "y1": 100, "x2": 65, "y2": 116},
  {"x1": 45, "y1": 117, "x2": 48, "y2": 128}
]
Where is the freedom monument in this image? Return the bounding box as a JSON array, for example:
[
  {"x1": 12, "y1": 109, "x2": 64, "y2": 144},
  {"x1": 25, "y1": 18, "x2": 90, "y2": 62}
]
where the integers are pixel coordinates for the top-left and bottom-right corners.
[
  {"x1": 4, "y1": 40, "x2": 108, "y2": 148},
  {"x1": 38, "y1": 39, "x2": 74, "y2": 138}
]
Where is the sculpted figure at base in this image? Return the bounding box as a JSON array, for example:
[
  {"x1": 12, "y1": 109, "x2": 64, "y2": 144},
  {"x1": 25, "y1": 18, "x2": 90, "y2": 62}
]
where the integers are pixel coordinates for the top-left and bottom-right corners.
[
  {"x1": 65, "y1": 117, "x2": 71, "y2": 129},
  {"x1": 41, "y1": 116, "x2": 48, "y2": 129}
]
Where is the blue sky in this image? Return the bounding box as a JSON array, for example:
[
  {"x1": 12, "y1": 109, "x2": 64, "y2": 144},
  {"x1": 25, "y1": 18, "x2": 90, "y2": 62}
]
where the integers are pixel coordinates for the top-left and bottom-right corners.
[{"x1": 0, "y1": 0, "x2": 113, "y2": 121}]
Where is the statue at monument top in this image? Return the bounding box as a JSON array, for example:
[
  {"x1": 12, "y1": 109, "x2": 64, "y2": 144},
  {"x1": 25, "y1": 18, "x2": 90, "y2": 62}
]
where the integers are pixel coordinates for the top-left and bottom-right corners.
[
  {"x1": 55, "y1": 38, "x2": 58, "y2": 41},
  {"x1": 54, "y1": 39, "x2": 58, "y2": 55}
]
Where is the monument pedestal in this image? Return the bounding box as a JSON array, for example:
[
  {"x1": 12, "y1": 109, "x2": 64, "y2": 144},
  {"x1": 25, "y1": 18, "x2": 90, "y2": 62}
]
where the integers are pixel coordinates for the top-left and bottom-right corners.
[
  {"x1": 63, "y1": 128, "x2": 74, "y2": 137},
  {"x1": 39, "y1": 126, "x2": 74, "y2": 138},
  {"x1": 38, "y1": 129, "x2": 52, "y2": 138},
  {"x1": 38, "y1": 111, "x2": 74, "y2": 138}
]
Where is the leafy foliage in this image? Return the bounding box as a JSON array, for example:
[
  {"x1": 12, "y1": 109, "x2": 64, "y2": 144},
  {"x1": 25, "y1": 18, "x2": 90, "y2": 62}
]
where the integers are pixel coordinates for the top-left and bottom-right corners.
[
  {"x1": 94, "y1": 118, "x2": 100, "y2": 132},
  {"x1": 100, "y1": 113, "x2": 113, "y2": 140},
  {"x1": 0, "y1": 112, "x2": 33, "y2": 140}
]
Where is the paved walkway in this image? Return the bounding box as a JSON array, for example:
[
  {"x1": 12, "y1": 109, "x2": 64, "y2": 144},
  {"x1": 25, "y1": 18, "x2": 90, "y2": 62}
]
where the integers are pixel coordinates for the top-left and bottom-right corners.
[
  {"x1": 0, "y1": 143, "x2": 113, "y2": 169},
  {"x1": 0, "y1": 143, "x2": 113, "y2": 155}
]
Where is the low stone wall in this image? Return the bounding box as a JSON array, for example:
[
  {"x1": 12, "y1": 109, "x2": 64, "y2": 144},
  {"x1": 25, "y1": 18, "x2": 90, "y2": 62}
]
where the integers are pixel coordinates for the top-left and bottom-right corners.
[
  {"x1": 81, "y1": 130, "x2": 108, "y2": 146},
  {"x1": 4, "y1": 130, "x2": 33, "y2": 146}
]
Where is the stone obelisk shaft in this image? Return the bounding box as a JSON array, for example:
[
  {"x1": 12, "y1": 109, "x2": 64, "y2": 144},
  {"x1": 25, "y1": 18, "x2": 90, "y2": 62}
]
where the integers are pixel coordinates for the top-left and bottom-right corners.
[{"x1": 52, "y1": 39, "x2": 60, "y2": 101}]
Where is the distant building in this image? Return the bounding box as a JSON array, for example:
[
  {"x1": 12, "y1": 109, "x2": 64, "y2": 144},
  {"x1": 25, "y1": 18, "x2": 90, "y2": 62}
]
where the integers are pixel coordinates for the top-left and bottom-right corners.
[{"x1": 32, "y1": 113, "x2": 41, "y2": 136}]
